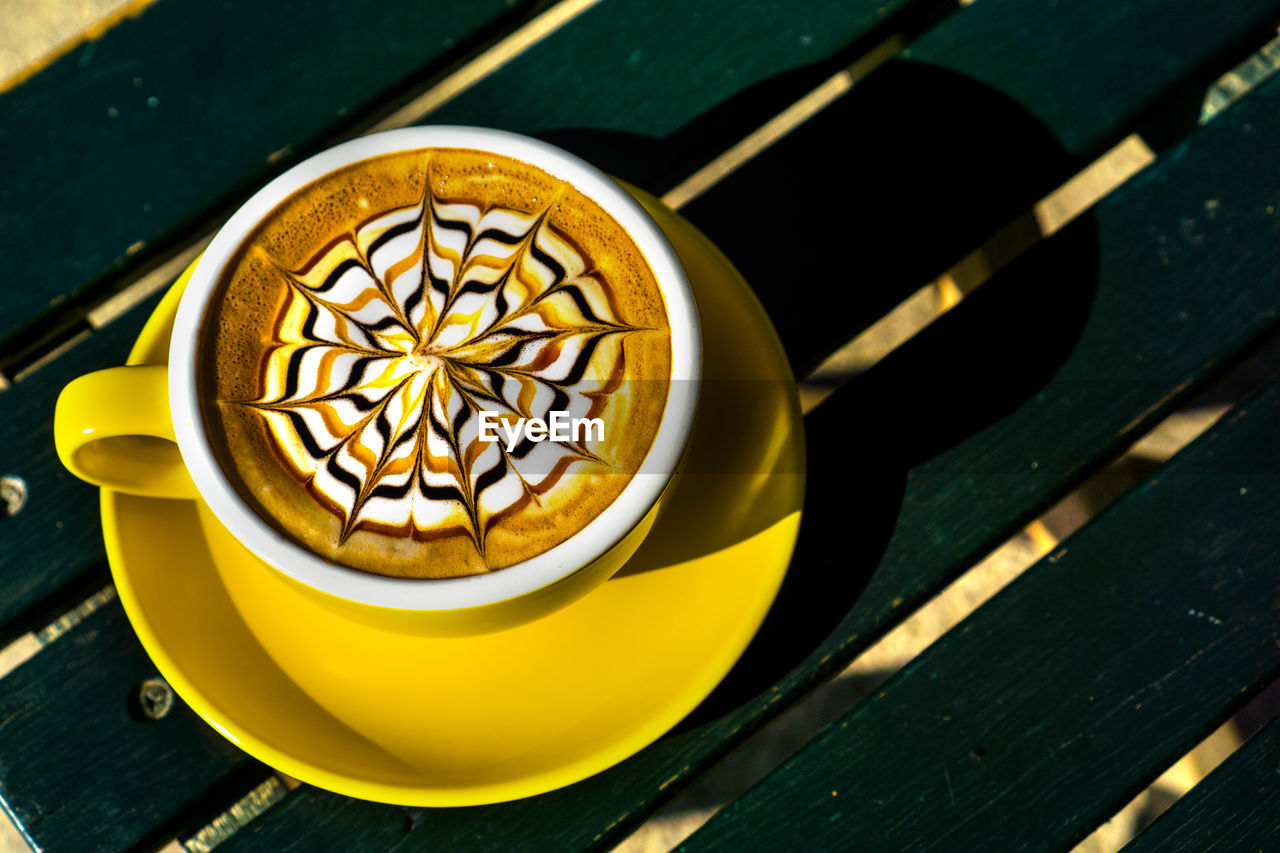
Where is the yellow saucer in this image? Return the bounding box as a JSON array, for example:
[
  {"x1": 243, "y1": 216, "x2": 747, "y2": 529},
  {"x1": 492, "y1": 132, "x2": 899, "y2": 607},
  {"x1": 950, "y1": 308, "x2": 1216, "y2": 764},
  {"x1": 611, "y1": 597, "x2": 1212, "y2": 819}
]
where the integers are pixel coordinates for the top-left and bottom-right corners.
[{"x1": 102, "y1": 190, "x2": 804, "y2": 806}]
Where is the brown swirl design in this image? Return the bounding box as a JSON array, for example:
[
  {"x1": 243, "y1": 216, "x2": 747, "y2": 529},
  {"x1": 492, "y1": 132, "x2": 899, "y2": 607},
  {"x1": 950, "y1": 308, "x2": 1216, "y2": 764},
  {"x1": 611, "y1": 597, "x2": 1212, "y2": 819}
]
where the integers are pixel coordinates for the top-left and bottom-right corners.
[{"x1": 243, "y1": 187, "x2": 641, "y2": 555}]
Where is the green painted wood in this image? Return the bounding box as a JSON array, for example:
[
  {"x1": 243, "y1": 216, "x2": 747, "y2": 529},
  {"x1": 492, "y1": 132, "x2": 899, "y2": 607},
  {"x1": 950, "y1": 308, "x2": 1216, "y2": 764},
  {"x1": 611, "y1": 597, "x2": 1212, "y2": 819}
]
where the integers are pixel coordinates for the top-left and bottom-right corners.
[
  {"x1": 422, "y1": 0, "x2": 942, "y2": 187},
  {"x1": 0, "y1": 601, "x2": 269, "y2": 852},
  {"x1": 904, "y1": 0, "x2": 1280, "y2": 157},
  {"x1": 6, "y1": 0, "x2": 1280, "y2": 849},
  {"x1": 219, "y1": 61, "x2": 1280, "y2": 853},
  {"x1": 679, "y1": 378, "x2": 1280, "y2": 852},
  {"x1": 0, "y1": 0, "x2": 925, "y2": 363},
  {"x1": 0, "y1": 291, "x2": 161, "y2": 636},
  {"x1": 0, "y1": 0, "x2": 532, "y2": 355},
  {"x1": 740, "y1": 0, "x2": 1280, "y2": 372},
  {"x1": 428, "y1": 0, "x2": 905, "y2": 138},
  {"x1": 14, "y1": 0, "x2": 1272, "y2": 370},
  {"x1": 1122, "y1": 718, "x2": 1280, "y2": 853}
]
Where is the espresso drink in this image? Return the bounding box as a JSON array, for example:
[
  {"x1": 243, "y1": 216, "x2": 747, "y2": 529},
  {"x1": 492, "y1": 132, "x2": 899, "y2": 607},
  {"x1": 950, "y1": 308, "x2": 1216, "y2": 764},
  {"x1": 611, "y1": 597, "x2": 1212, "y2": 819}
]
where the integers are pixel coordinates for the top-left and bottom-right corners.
[{"x1": 200, "y1": 149, "x2": 672, "y2": 578}]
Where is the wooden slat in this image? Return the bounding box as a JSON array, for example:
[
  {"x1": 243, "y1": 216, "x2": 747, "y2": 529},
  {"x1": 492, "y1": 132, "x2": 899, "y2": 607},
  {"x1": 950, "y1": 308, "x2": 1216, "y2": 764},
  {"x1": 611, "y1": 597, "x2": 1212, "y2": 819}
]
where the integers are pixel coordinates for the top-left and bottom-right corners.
[
  {"x1": 0, "y1": 0, "x2": 531, "y2": 354},
  {"x1": 0, "y1": 291, "x2": 160, "y2": 636},
  {"x1": 1122, "y1": 718, "x2": 1280, "y2": 853},
  {"x1": 903, "y1": 0, "x2": 1280, "y2": 156},
  {"x1": 427, "y1": 0, "x2": 898, "y2": 138},
  {"x1": 428, "y1": 0, "x2": 1280, "y2": 173},
  {"x1": 0, "y1": 602, "x2": 268, "y2": 852},
  {"x1": 681, "y1": 0, "x2": 1280, "y2": 371},
  {"x1": 678, "y1": 377, "x2": 1280, "y2": 851},
  {"x1": 0, "y1": 0, "x2": 919, "y2": 362},
  {"x1": 220, "y1": 65, "x2": 1280, "y2": 853},
  {"x1": 420, "y1": 0, "x2": 945, "y2": 192},
  {"x1": 16, "y1": 0, "x2": 1272, "y2": 369}
]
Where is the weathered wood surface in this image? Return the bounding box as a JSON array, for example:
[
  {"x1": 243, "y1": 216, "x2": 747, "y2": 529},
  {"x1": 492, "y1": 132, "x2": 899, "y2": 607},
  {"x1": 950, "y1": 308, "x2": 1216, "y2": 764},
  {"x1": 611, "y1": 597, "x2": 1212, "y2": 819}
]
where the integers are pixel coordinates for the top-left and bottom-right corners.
[
  {"x1": 1122, "y1": 718, "x2": 1280, "y2": 853},
  {"x1": 0, "y1": 291, "x2": 161, "y2": 637},
  {"x1": 0, "y1": 0, "x2": 917, "y2": 362},
  {"x1": 0, "y1": 602, "x2": 272, "y2": 852},
  {"x1": 6, "y1": 0, "x2": 1279, "y2": 367},
  {"x1": 903, "y1": 0, "x2": 1280, "y2": 155},
  {"x1": 0, "y1": 0, "x2": 537, "y2": 355},
  {"x1": 2, "y1": 0, "x2": 1279, "y2": 849},
  {"x1": 686, "y1": 0, "x2": 1280, "y2": 370},
  {"x1": 222, "y1": 42, "x2": 1280, "y2": 853},
  {"x1": 678, "y1": 375, "x2": 1280, "y2": 850}
]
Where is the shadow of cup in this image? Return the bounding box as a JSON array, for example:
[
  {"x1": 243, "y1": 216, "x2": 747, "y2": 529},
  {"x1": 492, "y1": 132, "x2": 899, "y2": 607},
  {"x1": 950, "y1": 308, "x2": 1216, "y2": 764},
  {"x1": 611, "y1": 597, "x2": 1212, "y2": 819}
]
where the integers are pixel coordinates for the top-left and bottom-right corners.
[
  {"x1": 617, "y1": 192, "x2": 806, "y2": 577},
  {"x1": 617, "y1": 376, "x2": 805, "y2": 575},
  {"x1": 599, "y1": 57, "x2": 1104, "y2": 728}
]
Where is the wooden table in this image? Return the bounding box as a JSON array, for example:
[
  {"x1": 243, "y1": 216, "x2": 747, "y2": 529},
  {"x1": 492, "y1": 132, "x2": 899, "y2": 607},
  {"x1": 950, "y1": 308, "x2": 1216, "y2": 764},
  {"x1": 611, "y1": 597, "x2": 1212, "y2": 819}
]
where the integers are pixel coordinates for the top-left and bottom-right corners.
[{"x1": 3, "y1": 0, "x2": 1280, "y2": 849}]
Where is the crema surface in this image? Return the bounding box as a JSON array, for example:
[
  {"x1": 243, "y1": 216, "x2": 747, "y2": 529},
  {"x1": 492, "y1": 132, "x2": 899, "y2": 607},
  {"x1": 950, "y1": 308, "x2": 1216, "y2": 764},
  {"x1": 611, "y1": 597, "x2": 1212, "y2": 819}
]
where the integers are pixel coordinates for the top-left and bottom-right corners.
[{"x1": 200, "y1": 149, "x2": 672, "y2": 578}]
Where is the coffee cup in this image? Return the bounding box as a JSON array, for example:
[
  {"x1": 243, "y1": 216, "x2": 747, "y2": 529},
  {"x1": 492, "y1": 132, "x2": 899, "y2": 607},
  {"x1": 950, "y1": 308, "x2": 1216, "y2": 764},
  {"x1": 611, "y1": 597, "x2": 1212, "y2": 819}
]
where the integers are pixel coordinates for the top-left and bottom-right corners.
[{"x1": 55, "y1": 127, "x2": 700, "y2": 635}]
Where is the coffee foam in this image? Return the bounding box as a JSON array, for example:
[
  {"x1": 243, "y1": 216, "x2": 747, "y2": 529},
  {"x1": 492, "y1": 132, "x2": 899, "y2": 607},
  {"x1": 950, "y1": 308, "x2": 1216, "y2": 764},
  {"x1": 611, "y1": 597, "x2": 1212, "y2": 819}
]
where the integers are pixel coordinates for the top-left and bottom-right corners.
[{"x1": 200, "y1": 149, "x2": 671, "y2": 578}]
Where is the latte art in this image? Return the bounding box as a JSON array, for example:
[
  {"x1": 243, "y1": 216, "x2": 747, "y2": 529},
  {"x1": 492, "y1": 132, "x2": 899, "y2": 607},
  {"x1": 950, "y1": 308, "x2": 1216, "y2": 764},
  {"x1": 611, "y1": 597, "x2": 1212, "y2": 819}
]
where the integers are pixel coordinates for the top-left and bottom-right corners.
[
  {"x1": 247, "y1": 191, "x2": 636, "y2": 552},
  {"x1": 200, "y1": 148, "x2": 672, "y2": 578}
]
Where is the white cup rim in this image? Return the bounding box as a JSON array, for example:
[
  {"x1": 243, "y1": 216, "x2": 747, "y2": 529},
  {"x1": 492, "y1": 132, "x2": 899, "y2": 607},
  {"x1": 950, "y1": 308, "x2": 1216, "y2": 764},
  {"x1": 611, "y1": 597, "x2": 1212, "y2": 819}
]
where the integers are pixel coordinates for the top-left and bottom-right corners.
[{"x1": 168, "y1": 127, "x2": 700, "y2": 611}]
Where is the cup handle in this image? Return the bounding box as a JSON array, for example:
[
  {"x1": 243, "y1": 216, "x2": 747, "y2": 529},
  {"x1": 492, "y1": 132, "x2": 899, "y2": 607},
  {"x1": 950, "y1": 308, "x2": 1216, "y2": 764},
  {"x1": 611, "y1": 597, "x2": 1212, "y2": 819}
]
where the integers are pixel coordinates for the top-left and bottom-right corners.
[{"x1": 54, "y1": 364, "x2": 199, "y2": 500}]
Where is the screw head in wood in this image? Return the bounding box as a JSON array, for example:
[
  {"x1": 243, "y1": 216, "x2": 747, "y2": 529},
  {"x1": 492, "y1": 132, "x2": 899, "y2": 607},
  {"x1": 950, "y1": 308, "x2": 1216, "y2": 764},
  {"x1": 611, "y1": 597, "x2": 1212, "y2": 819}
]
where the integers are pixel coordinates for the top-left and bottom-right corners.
[
  {"x1": 0, "y1": 475, "x2": 27, "y2": 517},
  {"x1": 135, "y1": 678, "x2": 174, "y2": 720}
]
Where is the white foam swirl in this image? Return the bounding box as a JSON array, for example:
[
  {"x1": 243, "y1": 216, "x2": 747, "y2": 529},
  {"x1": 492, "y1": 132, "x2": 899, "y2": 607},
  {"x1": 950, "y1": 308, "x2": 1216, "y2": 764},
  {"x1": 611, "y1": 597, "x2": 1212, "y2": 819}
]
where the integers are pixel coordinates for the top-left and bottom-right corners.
[{"x1": 244, "y1": 187, "x2": 641, "y2": 555}]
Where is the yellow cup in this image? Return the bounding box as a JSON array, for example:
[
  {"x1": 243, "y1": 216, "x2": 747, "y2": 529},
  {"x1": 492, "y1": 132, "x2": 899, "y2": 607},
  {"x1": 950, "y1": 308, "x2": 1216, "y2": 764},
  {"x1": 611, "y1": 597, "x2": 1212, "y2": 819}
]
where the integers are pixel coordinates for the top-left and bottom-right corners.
[{"x1": 55, "y1": 127, "x2": 700, "y2": 636}]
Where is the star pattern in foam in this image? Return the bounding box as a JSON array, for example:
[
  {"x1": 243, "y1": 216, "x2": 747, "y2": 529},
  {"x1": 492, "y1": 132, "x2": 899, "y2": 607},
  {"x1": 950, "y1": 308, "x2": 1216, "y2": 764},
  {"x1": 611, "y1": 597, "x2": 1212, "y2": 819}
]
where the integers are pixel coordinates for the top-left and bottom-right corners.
[{"x1": 245, "y1": 187, "x2": 638, "y2": 553}]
